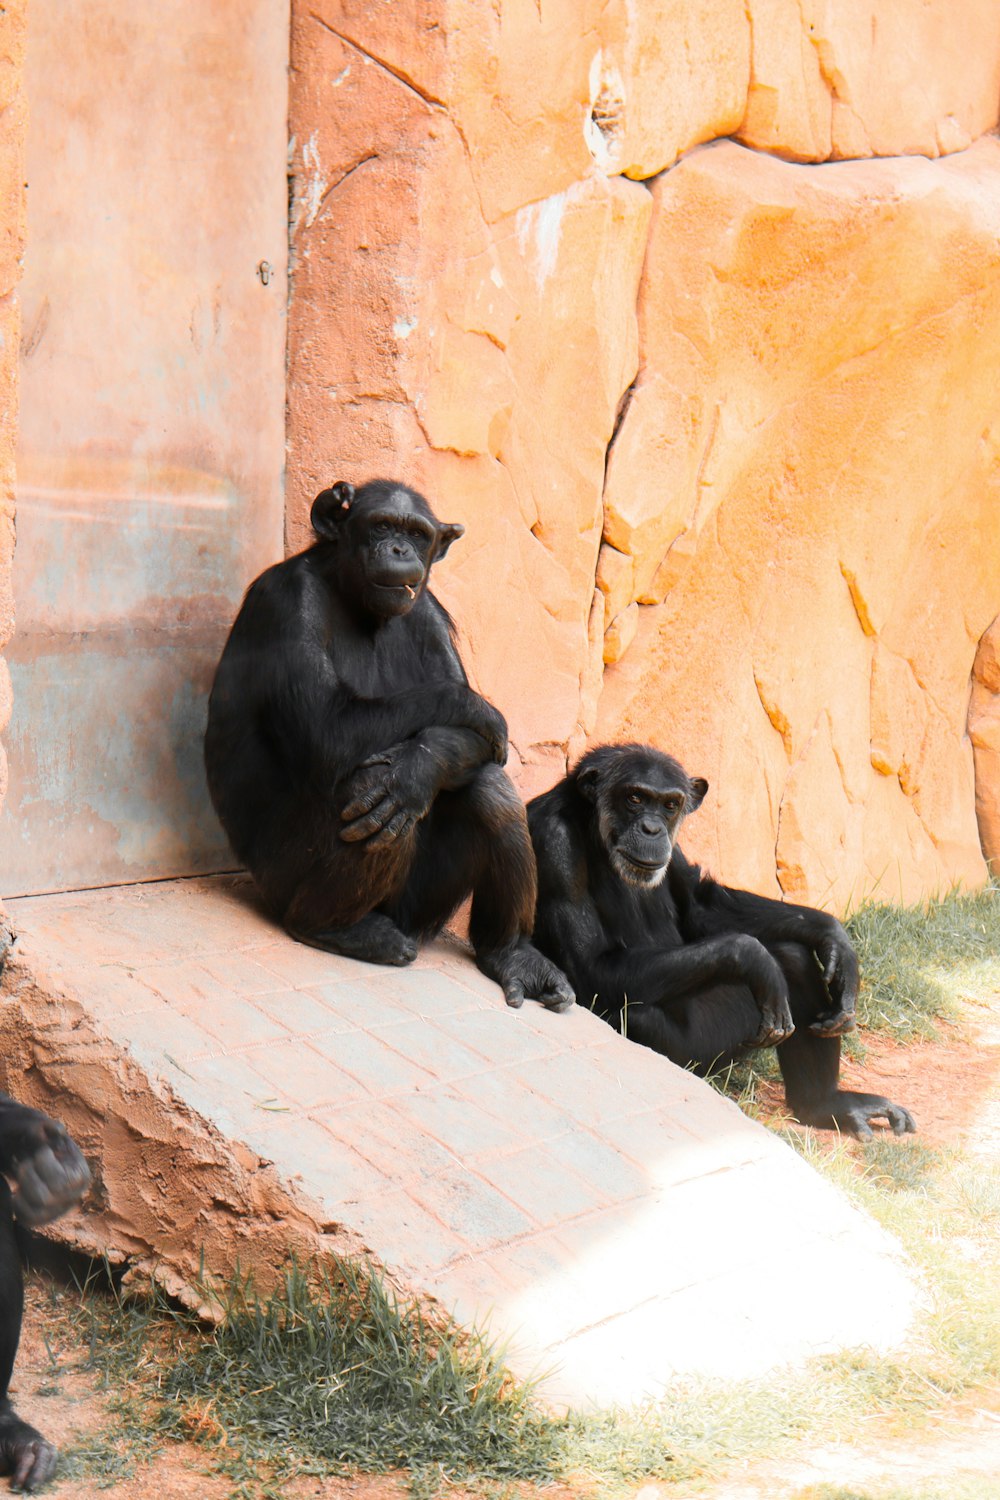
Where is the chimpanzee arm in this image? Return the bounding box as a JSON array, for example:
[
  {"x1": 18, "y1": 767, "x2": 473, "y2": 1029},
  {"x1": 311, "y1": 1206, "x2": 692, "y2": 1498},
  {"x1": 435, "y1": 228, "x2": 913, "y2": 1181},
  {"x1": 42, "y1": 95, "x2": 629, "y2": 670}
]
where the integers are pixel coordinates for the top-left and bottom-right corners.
[
  {"x1": 339, "y1": 726, "x2": 498, "y2": 847},
  {"x1": 0, "y1": 1095, "x2": 90, "y2": 1227},
  {"x1": 670, "y1": 847, "x2": 858, "y2": 1026}
]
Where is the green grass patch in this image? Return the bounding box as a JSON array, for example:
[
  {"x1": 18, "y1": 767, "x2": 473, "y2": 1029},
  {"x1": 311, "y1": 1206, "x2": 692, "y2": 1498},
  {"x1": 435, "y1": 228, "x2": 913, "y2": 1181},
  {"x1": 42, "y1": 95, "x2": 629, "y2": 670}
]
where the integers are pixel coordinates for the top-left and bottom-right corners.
[{"x1": 846, "y1": 880, "x2": 1000, "y2": 1041}]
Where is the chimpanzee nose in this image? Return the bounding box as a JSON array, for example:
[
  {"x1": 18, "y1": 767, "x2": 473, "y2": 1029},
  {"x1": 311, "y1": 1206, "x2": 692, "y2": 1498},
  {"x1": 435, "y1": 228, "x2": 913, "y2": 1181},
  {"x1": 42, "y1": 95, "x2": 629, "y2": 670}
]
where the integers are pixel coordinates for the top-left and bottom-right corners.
[{"x1": 640, "y1": 818, "x2": 661, "y2": 837}]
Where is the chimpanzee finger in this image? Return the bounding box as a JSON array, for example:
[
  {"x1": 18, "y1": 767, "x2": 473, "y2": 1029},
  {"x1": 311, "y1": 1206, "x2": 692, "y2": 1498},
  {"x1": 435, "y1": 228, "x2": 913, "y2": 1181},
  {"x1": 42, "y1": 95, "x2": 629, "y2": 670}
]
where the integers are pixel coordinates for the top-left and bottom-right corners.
[
  {"x1": 543, "y1": 979, "x2": 576, "y2": 1013},
  {"x1": 888, "y1": 1105, "x2": 917, "y2": 1135},
  {"x1": 503, "y1": 979, "x2": 526, "y2": 1009},
  {"x1": 12, "y1": 1434, "x2": 58, "y2": 1492},
  {"x1": 357, "y1": 751, "x2": 394, "y2": 769},
  {"x1": 365, "y1": 811, "x2": 416, "y2": 850},
  {"x1": 340, "y1": 777, "x2": 391, "y2": 821},
  {"x1": 339, "y1": 797, "x2": 397, "y2": 841}
]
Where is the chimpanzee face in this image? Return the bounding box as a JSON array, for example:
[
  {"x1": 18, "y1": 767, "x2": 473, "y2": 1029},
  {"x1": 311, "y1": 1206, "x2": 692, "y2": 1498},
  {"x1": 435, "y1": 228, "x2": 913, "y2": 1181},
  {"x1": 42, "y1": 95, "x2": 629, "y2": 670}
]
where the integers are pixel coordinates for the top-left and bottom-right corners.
[
  {"x1": 309, "y1": 479, "x2": 464, "y2": 620},
  {"x1": 578, "y1": 747, "x2": 708, "y2": 889}
]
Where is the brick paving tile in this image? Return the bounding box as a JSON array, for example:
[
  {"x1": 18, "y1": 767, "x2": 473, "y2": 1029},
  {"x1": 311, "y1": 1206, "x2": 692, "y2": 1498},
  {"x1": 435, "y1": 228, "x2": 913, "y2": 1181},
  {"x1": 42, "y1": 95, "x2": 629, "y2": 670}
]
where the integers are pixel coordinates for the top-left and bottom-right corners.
[
  {"x1": 359, "y1": 1017, "x2": 490, "y2": 1083},
  {"x1": 431, "y1": 1008, "x2": 562, "y2": 1066},
  {"x1": 252, "y1": 985, "x2": 362, "y2": 1038},
  {"x1": 121, "y1": 1004, "x2": 220, "y2": 1068},
  {"x1": 512, "y1": 1049, "x2": 642, "y2": 1127},
  {"x1": 194, "y1": 951, "x2": 294, "y2": 996},
  {"x1": 457, "y1": 1067, "x2": 583, "y2": 1144},
  {"x1": 240, "y1": 1038, "x2": 372, "y2": 1109},
  {"x1": 408, "y1": 1168, "x2": 536, "y2": 1253},
  {"x1": 309, "y1": 1028, "x2": 438, "y2": 1097},
  {"x1": 473, "y1": 1144, "x2": 603, "y2": 1228},
  {"x1": 346, "y1": 1188, "x2": 459, "y2": 1278},
  {"x1": 301, "y1": 980, "x2": 419, "y2": 1031},
  {"x1": 252, "y1": 939, "x2": 365, "y2": 988},
  {"x1": 541, "y1": 1127, "x2": 650, "y2": 1205},
  {"x1": 185, "y1": 995, "x2": 291, "y2": 1051},
  {"x1": 65, "y1": 965, "x2": 167, "y2": 1023},
  {"x1": 257, "y1": 1114, "x2": 392, "y2": 1209},
  {"x1": 136, "y1": 960, "x2": 233, "y2": 1008},
  {"x1": 315, "y1": 1100, "x2": 464, "y2": 1186},
  {"x1": 386, "y1": 1087, "x2": 523, "y2": 1159},
  {"x1": 164, "y1": 1051, "x2": 291, "y2": 1141},
  {"x1": 354, "y1": 963, "x2": 489, "y2": 1018}
]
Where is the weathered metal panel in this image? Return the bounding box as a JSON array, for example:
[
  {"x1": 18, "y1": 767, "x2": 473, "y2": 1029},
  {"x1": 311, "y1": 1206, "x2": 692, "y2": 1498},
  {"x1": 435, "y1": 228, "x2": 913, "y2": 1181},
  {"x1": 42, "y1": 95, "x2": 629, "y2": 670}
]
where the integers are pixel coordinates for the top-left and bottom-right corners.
[{"x1": 0, "y1": 0, "x2": 288, "y2": 895}]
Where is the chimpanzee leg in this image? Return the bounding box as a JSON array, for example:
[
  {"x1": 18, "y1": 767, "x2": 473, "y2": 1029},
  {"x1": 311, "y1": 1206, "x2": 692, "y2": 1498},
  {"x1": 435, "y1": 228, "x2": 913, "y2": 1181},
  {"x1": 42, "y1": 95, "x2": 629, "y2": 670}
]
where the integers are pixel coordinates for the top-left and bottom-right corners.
[
  {"x1": 0, "y1": 1183, "x2": 56, "y2": 1493},
  {"x1": 618, "y1": 984, "x2": 763, "y2": 1072},
  {"x1": 386, "y1": 765, "x2": 573, "y2": 1010},
  {"x1": 770, "y1": 942, "x2": 916, "y2": 1138},
  {"x1": 278, "y1": 808, "x2": 421, "y2": 966}
]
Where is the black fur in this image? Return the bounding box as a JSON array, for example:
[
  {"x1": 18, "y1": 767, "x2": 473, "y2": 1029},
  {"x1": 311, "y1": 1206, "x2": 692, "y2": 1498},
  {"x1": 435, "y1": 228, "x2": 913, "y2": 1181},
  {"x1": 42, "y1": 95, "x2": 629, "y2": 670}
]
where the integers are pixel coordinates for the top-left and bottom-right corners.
[
  {"x1": 0, "y1": 1095, "x2": 89, "y2": 1492},
  {"x1": 528, "y1": 744, "x2": 916, "y2": 1138},
  {"x1": 205, "y1": 479, "x2": 573, "y2": 1010}
]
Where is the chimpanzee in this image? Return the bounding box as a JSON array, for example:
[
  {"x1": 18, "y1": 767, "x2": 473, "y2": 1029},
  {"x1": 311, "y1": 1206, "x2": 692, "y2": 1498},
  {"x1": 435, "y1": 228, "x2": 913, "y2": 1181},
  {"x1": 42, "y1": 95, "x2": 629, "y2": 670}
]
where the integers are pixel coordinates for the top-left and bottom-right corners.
[
  {"x1": 0, "y1": 1093, "x2": 90, "y2": 1491},
  {"x1": 205, "y1": 478, "x2": 573, "y2": 1010},
  {"x1": 527, "y1": 743, "x2": 916, "y2": 1138}
]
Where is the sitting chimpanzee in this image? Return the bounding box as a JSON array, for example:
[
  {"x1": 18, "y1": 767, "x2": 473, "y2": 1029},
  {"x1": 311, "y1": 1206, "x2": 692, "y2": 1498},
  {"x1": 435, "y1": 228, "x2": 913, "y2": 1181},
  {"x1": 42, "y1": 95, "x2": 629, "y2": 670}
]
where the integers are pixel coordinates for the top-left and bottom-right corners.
[
  {"x1": 0, "y1": 1093, "x2": 90, "y2": 1491},
  {"x1": 205, "y1": 478, "x2": 573, "y2": 1011},
  {"x1": 527, "y1": 743, "x2": 916, "y2": 1138}
]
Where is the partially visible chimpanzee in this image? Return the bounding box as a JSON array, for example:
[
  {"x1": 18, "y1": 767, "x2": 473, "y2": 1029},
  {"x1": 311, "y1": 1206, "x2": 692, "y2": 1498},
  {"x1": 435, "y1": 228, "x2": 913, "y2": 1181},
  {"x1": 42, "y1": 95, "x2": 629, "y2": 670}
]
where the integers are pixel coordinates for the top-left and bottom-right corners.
[
  {"x1": 527, "y1": 744, "x2": 916, "y2": 1138},
  {"x1": 0, "y1": 1093, "x2": 90, "y2": 1491},
  {"x1": 205, "y1": 478, "x2": 573, "y2": 1010}
]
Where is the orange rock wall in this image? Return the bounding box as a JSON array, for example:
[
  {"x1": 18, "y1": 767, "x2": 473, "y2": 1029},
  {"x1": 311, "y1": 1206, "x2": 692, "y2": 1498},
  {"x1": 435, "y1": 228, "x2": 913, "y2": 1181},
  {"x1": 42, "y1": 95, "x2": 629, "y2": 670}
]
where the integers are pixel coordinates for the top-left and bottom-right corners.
[
  {"x1": 0, "y1": 2, "x2": 24, "y2": 821},
  {"x1": 288, "y1": 2, "x2": 1000, "y2": 905}
]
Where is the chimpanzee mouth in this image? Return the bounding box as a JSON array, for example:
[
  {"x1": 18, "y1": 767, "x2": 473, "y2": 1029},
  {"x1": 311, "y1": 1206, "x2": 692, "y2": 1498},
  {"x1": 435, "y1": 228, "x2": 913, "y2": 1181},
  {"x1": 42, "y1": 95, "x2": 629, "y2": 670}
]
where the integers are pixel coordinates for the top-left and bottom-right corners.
[
  {"x1": 613, "y1": 849, "x2": 668, "y2": 887},
  {"x1": 375, "y1": 581, "x2": 418, "y2": 601}
]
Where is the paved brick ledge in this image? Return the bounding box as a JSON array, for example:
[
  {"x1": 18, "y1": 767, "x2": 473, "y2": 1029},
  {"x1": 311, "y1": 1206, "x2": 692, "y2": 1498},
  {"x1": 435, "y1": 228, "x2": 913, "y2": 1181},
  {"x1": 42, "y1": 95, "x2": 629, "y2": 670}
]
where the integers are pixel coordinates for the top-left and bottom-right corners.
[{"x1": 0, "y1": 874, "x2": 914, "y2": 1407}]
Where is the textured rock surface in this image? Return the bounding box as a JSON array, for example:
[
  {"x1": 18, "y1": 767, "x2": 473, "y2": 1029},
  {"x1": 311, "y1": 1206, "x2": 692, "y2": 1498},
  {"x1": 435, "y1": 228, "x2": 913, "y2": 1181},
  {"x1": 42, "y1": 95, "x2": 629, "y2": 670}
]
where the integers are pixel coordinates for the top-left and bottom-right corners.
[
  {"x1": 971, "y1": 619, "x2": 1000, "y2": 870},
  {"x1": 288, "y1": 6, "x2": 650, "y2": 794},
  {"x1": 739, "y1": 0, "x2": 1000, "y2": 163},
  {"x1": 0, "y1": 1, "x2": 24, "y2": 816},
  {"x1": 286, "y1": 6, "x2": 1000, "y2": 906},
  {"x1": 600, "y1": 140, "x2": 1000, "y2": 906}
]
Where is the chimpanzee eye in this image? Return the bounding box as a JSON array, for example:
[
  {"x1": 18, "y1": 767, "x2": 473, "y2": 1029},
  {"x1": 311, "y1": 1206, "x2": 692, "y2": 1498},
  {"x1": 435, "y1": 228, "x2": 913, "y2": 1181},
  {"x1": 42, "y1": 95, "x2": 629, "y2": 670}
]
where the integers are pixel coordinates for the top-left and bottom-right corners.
[{"x1": 626, "y1": 792, "x2": 642, "y2": 807}]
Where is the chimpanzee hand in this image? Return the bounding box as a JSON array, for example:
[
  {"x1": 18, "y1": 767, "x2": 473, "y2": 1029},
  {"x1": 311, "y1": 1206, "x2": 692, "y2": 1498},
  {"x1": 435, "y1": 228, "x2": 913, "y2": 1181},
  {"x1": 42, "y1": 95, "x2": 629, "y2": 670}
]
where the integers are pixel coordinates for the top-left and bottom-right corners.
[
  {"x1": 733, "y1": 936, "x2": 795, "y2": 1047},
  {"x1": 0, "y1": 1099, "x2": 90, "y2": 1227},
  {"x1": 461, "y1": 693, "x2": 508, "y2": 766},
  {"x1": 810, "y1": 923, "x2": 859, "y2": 1036},
  {"x1": 340, "y1": 741, "x2": 441, "y2": 849}
]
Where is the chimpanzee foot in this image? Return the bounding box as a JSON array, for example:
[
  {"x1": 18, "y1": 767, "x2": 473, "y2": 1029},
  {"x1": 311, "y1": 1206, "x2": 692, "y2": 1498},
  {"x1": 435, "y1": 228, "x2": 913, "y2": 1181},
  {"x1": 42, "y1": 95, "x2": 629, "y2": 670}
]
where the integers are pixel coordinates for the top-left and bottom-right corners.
[
  {"x1": 0, "y1": 1403, "x2": 57, "y2": 1493},
  {"x1": 809, "y1": 1007, "x2": 857, "y2": 1038},
  {"x1": 291, "y1": 913, "x2": 418, "y2": 967},
  {"x1": 477, "y1": 938, "x2": 575, "y2": 1012},
  {"x1": 796, "y1": 1093, "x2": 917, "y2": 1140},
  {"x1": 747, "y1": 1017, "x2": 795, "y2": 1048}
]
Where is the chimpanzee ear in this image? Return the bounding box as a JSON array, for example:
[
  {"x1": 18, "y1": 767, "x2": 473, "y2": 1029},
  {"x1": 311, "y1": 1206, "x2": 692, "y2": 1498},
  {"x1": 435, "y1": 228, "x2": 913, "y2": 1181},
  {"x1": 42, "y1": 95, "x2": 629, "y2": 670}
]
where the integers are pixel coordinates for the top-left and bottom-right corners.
[
  {"x1": 688, "y1": 777, "x2": 709, "y2": 812},
  {"x1": 311, "y1": 481, "x2": 355, "y2": 540},
  {"x1": 577, "y1": 765, "x2": 600, "y2": 804},
  {"x1": 435, "y1": 521, "x2": 465, "y2": 560}
]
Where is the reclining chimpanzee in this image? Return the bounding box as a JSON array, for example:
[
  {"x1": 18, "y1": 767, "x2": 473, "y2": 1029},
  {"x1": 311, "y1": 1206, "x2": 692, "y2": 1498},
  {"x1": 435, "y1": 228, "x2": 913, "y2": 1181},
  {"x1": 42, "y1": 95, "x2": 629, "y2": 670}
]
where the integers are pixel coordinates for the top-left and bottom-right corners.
[
  {"x1": 205, "y1": 478, "x2": 573, "y2": 1011},
  {"x1": 527, "y1": 743, "x2": 915, "y2": 1138},
  {"x1": 0, "y1": 1092, "x2": 90, "y2": 1491}
]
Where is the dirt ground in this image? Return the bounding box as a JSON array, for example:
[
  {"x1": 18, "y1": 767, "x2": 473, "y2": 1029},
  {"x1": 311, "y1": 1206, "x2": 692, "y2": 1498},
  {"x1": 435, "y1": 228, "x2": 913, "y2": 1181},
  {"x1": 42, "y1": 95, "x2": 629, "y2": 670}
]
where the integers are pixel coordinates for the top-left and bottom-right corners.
[{"x1": 7, "y1": 1010, "x2": 1000, "y2": 1500}]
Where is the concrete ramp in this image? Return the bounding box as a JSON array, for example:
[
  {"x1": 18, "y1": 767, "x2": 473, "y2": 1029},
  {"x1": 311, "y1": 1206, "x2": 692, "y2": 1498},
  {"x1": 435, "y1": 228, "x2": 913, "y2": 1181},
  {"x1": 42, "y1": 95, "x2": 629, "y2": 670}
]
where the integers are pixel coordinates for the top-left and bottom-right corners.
[{"x1": 0, "y1": 876, "x2": 914, "y2": 1407}]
